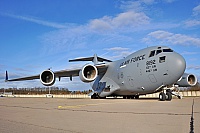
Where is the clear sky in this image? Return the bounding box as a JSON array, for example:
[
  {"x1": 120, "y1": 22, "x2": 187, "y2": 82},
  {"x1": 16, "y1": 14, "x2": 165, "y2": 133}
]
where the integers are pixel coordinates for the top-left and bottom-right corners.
[{"x1": 0, "y1": 0, "x2": 200, "y2": 91}]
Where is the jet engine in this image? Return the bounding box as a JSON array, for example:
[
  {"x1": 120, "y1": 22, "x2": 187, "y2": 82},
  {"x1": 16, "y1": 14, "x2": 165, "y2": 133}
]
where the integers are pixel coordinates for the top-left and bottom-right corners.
[
  {"x1": 176, "y1": 73, "x2": 197, "y2": 87},
  {"x1": 40, "y1": 70, "x2": 56, "y2": 86},
  {"x1": 79, "y1": 64, "x2": 98, "y2": 82}
]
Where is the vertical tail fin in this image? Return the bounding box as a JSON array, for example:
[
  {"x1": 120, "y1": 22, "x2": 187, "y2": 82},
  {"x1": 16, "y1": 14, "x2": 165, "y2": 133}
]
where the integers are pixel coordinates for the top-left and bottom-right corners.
[{"x1": 93, "y1": 54, "x2": 98, "y2": 65}]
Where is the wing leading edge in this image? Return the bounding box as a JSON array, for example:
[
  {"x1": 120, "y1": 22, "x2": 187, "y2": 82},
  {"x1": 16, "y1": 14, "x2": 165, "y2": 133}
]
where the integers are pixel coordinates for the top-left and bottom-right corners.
[
  {"x1": 5, "y1": 71, "x2": 40, "y2": 82},
  {"x1": 5, "y1": 63, "x2": 109, "y2": 82}
]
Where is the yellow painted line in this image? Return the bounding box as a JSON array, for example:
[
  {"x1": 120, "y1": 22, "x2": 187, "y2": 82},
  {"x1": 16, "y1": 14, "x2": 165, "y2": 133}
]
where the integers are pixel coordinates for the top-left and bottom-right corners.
[
  {"x1": 58, "y1": 101, "x2": 131, "y2": 109},
  {"x1": 58, "y1": 105, "x2": 80, "y2": 109},
  {"x1": 59, "y1": 103, "x2": 101, "y2": 109},
  {"x1": 86, "y1": 104, "x2": 99, "y2": 106},
  {"x1": 58, "y1": 103, "x2": 101, "y2": 109}
]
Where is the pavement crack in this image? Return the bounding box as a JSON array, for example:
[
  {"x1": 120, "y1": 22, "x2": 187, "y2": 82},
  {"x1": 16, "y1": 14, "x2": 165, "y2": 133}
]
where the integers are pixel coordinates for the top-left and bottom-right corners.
[
  {"x1": 0, "y1": 118, "x2": 81, "y2": 133},
  {"x1": 59, "y1": 109, "x2": 191, "y2": 116},
  {"x1": 0, "y1": 104, "x2": 56, "y2": 110}
]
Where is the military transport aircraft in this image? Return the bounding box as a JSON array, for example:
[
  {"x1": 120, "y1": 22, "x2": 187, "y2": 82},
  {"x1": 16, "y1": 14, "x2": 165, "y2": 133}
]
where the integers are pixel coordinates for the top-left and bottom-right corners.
[{"x1": 5, "y1": 46, "x2": 198, "y2": 101}]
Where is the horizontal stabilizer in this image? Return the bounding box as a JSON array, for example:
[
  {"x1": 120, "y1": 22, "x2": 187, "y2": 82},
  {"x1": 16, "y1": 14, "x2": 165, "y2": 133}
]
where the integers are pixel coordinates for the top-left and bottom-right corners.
[{"x1": 69, "y1": 54, "x2": 112, "y2": 63}]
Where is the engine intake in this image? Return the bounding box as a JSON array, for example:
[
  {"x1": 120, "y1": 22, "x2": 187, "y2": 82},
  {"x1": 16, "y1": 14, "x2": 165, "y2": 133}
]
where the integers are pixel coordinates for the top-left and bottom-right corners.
[
  {"x1": 79, "y1": 64, "x2": 98, "y2": 82},
  {"x1": 176, "y1": 73, "x2": 197, "y2": 87},
  {"x1": 40, "y1": 70, "x2": 55, "y2": 86}
]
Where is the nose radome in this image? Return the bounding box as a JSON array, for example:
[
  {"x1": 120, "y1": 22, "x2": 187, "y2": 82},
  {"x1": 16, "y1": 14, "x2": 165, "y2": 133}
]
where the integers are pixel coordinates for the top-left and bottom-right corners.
[{"x1": 168, "y1": 53, "x2": 186, "y2": 79}]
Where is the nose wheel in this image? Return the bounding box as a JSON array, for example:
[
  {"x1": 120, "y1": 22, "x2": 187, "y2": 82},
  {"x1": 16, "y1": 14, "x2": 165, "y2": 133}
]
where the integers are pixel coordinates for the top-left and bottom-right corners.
[
  {"x1": 159, "y1": 92, "x2": 166, "y2": 101},
  {"x1": 159, "y1": 90, "x2": 172, "y2": 101}
]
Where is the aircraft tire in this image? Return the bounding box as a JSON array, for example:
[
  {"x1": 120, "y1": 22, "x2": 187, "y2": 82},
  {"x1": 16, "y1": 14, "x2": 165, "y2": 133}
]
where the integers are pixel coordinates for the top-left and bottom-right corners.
[
  {"x1": 135, "y1": 95, "x2": 139, "y2": 99},
  {"x1": 159, "y1": 92, "x2": 166, "y2": 101},
  {"x1": 127, "y1": 96, "x2": 131, "y2": 99},
  {"x1": 177, "y1": 95, "x2": 181, "y2": 99},
  {"x1": 91, "y1": 93, "x2": 98, "y2": 99},
  {"x1": 166, "y1": 91, "x2": 172, "y2": 101}
]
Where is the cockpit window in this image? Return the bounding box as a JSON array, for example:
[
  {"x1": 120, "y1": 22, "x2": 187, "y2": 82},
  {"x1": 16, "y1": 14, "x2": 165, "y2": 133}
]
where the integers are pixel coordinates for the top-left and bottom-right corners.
[
  {"x1": 149, "y1": 50, "x2": 155, "y2": 57},
  {"x1": 149, "y1": 48, "x2": 173, "y2": 58},
  {"x1": 159, "y1": 56, "x2": 166, "y2": 63},
  {"x1": 156, "y1": 50, "x2": 162, "y2": 55},
  {"x1": 163, "y1": 49, "x2": 173, "y2": 52}
]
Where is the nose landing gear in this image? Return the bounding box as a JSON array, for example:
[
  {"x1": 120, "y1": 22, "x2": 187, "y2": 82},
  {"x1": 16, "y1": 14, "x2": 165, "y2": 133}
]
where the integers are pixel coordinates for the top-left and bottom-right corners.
[
  {"x1": 159, "y1": 85, "x2": 182, "y2": 101},
  {"x1": 159, "y1": 90, "x2": 172, "y2": 101}
]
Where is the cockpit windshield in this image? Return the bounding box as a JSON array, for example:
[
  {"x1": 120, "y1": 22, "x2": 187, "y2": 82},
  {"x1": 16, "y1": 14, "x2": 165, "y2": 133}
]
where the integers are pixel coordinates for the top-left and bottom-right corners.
[
  {"x1": 149, "y1": 50, "x2": 155, "y2": 57},
  {"x1": 149, "y1": 48, "x2": 173, "y2": 57},
  {"x1": 163, "y1": 49, "x2": 173, "y2": 52},
  {"x1": 156, "y1": 50, "x2": 162, "y2": 55}
]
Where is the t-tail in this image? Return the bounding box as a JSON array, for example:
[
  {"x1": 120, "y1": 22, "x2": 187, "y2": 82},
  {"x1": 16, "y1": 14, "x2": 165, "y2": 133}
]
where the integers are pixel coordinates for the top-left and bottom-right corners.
[{"x1": 69, "y1": 54, "x2": 112, "y2": 65}]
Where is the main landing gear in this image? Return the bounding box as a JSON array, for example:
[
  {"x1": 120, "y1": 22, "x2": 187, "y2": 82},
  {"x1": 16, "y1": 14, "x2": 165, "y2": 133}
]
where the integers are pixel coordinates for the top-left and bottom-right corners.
[
  {"x1": 123, "y1": 95, "x2": 139, "y2": 99},
  {"x1": 91, "y1": 93, "x2": 99, "y2": 99},
  {"x1": 91, "y1": 93, "x2": 106, "y2": 99}
]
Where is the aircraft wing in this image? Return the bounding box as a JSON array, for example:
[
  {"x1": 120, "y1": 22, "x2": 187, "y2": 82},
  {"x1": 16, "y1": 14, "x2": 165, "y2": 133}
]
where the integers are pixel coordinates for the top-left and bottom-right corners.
[
  {"x1": 6, "y1": 63, "x2": 108, "y2": 82},
  {"x1": 54, "y1": 63, "x2": 108, "y2": 77},
  {"x1": 5, "y1": 73, "x2": 40, "y2": 81}
]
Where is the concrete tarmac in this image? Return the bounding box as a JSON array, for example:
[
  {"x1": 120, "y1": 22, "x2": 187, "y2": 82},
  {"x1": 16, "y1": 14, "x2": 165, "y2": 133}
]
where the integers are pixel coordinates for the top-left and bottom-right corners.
[{"x1": 0, "y1": 97, "x2": 199, "y2": 133}]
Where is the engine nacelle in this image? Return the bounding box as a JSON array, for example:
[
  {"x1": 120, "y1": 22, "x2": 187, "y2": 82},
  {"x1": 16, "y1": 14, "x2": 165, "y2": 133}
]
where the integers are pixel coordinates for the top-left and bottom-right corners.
[
  {"x1": 40, "y1": 70, "x2": 56, "y2": 86},
  {"x1": 176, "y1": 73, "x2": 197, "y2": 87},
  {"x1": 79, "y1": 64, "x2": 98, "y2": 82}
]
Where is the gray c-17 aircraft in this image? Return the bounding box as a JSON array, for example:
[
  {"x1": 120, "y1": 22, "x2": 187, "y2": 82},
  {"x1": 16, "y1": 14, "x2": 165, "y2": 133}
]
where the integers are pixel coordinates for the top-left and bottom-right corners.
[{"x1": 5, "y1": 46, "x2": 198, "y2": 101}]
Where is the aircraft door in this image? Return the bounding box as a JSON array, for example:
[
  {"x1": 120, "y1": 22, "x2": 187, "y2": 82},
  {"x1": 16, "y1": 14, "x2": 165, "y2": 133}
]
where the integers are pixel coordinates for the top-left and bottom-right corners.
[{"x1": 158, "y1": 56, "x2": 170, "y2": 85}]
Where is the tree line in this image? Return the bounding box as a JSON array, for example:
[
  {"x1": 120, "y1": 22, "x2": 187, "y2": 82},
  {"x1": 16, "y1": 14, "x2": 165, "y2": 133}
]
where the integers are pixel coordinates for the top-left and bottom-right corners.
[
  {"x1": 0, "y1": 87, "x2": 93, "y2": 95},
  {"x1": 1, "y1": 83, "x2": 199, "y2": 95}
]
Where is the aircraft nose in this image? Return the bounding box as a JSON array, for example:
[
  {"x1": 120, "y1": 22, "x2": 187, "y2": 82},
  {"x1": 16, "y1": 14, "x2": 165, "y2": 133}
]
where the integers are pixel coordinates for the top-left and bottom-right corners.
[{"x1": 168, "y1": 53, "x2": 186, "y2": 79}]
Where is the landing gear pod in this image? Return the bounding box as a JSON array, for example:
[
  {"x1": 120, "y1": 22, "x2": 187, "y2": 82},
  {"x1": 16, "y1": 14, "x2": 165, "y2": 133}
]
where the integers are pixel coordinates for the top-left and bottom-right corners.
[
  {"x1": 40, "y1": 70, "x2": 55, "y2": 86},
  {"x1": 79, "y1": 64, "x2": 98, "y2": 82}
]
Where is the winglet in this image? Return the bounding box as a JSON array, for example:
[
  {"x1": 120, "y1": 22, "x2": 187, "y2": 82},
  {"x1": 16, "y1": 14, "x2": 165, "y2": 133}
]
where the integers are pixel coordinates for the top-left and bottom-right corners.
[{"x1": 5, "y1": 70, "x2": 8, "y2": 82}]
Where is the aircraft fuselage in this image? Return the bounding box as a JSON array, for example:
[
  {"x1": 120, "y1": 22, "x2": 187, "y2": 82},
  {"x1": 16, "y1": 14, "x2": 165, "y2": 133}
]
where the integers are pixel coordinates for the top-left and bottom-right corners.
[{"x1": 92, "y1": 46, "x2": 186, "y2": 97}]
